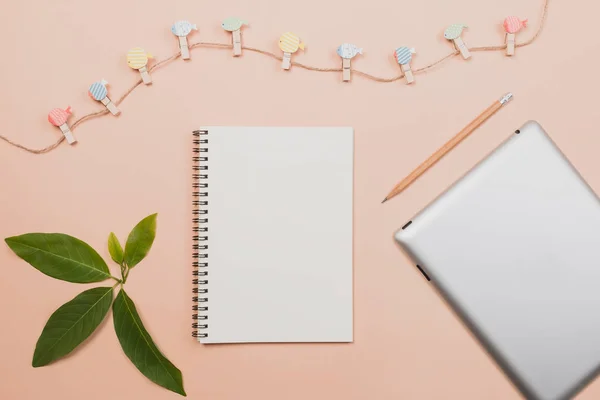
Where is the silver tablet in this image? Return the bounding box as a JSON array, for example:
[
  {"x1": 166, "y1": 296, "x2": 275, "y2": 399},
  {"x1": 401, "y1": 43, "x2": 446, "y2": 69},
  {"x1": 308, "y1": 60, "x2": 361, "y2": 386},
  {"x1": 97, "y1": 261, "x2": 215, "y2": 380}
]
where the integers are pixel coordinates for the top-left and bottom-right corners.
[{"x1": 395, "y1": 121, "x2": 600, "y2": 400}]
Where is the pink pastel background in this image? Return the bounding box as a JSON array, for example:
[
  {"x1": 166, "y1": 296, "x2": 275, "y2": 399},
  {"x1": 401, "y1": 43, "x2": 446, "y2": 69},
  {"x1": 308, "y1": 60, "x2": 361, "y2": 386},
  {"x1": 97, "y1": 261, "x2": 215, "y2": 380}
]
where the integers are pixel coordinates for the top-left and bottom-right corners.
[{"x1": 0, "y1": 0, "x2": 597, "y2": 399}]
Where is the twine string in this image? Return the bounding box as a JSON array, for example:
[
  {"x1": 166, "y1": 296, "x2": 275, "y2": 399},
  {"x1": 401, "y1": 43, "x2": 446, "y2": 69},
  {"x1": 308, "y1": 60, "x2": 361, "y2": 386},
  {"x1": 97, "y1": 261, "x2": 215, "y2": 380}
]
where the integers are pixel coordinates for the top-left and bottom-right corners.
[{"x1": 0, "y1": 0, "x2": 549, "y2": 154}]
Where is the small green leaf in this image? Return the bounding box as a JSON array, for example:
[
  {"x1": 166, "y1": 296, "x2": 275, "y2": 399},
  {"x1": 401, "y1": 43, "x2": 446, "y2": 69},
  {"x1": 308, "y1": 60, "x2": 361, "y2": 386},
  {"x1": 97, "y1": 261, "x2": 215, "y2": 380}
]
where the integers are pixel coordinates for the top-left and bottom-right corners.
[
  {"x1": 5, "y1": 233, "x2": 112, "y2": 283},
  {"x1": 32, "y1": 286, "x2": 113, "y2": 367},
  {"x1": 123, "y1": 213, "x2": 157, "y2": 268},
  {"x1": 113, "y1": 289, "x2": 186, "y2": 396},
  {"x1": 108, "y1": 232, "x2": 124, "y2": 264}
]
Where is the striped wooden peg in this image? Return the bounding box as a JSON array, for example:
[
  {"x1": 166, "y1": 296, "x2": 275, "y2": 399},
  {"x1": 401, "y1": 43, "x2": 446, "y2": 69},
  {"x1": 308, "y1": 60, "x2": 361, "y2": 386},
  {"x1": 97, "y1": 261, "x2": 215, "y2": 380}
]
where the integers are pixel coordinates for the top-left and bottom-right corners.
[
  {"x1": 48, "y1": 107, "x2": 76, "y2": 144},
  {"x1": 278, "y1": 32, "x2": 305, "y2": 70},
  {"x1": 127, "y1": 48, "x2": 154, "y2": 84},
  {"x1": 395, "y1": 47, "x2": 416, "y2": 84},
  {"x1": 89, "y1": 80, "x2": 120, "y2": 116},
  {"x1": 503, "y1": 16, "x2": 528, "y2": 56}
]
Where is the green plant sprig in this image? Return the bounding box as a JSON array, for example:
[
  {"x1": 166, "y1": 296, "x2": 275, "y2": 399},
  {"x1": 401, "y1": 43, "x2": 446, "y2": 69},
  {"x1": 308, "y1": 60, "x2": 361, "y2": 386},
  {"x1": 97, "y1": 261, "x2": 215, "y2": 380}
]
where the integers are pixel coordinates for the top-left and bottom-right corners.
[{"x1": 4, "y1": 213, "x2": 186, "y2": 396}]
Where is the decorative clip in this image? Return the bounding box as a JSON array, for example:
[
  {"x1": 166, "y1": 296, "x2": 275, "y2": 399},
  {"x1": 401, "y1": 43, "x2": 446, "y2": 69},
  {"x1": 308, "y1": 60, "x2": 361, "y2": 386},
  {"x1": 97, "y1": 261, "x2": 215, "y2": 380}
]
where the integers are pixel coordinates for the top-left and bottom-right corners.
[
  {"x1": 444, "y1": 24, "x2": 470, "y2": 59},
  {"x1": 503, "y1": 16, "x2": 527, "y2": 56},
  {"x1": 48, "y1": 107, "x2": 76, "y2": 144},
  {"x1": 395, "y1": 47, "x2": 416, "y2": 84},
  {"x1": 172, "y1": 21, "x2": 198, "y2": 60},
  {"x1": 222, "y1": 18, "x2": 248, "y2": 56},
  {"x1": 278, "y1": 32, "x2": 305, "y2": 70},
  {"x1": 127, "y1": 47, "x2": 154, "y2": 84},
  {"x1": 337, "y1": 44, "x2": 363, "y2": 82},
  {"x1": 88, "y1": 79, "x2": 120, "y2": 116}
]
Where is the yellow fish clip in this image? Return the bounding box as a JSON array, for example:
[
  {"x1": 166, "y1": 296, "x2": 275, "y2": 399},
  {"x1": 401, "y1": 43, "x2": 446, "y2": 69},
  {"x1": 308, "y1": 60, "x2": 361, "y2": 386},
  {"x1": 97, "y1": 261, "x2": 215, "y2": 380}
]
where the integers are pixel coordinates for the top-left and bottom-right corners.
[
  {"x1": 127, "y1": 47, "x2": 154, "y2": 85},
  {"x1": 279, "y1": 32, "x2": 305, "y2": 70}
]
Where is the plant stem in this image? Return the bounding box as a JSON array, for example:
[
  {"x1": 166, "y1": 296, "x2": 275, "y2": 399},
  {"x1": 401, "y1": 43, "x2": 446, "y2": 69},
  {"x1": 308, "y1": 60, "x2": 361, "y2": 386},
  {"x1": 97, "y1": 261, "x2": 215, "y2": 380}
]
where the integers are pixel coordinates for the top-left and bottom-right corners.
[
  {"x1": 111, "y1": 275, "x2": 123, "y2": 283},
  {"x1": 119, "y1": 262, "x2": 130, "y2": 284}
]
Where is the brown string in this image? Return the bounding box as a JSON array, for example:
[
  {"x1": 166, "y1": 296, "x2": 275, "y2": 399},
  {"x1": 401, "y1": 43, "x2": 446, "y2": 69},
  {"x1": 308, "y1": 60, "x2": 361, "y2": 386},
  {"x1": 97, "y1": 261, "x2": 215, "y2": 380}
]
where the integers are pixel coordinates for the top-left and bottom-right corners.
[{"x1": 0, "y1": 0, "x2": 549, "y2": 155}]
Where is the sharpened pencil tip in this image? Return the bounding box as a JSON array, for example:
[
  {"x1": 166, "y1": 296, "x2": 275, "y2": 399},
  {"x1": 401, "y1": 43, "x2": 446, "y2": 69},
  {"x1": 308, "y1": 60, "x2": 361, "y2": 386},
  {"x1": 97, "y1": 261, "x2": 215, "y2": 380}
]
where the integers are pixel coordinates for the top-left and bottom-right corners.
[
  {"x1": 381, "y1": 197, "x2": 388, "y2": 204},
  {"x1": 499, "y1": 92, "x2": 513, "y2": 105}
]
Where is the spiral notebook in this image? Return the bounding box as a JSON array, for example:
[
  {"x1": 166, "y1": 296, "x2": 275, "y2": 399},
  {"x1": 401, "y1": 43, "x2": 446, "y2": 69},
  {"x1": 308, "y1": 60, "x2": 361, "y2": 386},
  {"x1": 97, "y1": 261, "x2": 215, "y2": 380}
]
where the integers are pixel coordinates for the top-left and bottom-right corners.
[{"x1": 192, "y1": 127, "x2": 354, "y2": 344}]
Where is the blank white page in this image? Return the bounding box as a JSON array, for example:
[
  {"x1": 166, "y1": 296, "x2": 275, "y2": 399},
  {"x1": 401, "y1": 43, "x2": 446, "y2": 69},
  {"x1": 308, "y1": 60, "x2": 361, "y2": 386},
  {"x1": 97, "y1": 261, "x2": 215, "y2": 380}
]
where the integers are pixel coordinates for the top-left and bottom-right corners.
[{"x1": 197, "y1": 127, "x2": 353, "y2": 343}]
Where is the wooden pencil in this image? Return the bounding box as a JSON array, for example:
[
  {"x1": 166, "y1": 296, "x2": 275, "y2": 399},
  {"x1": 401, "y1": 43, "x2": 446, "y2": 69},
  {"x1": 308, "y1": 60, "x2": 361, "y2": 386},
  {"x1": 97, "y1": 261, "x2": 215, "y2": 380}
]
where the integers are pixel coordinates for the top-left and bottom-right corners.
[{"x1": 382, "y1": 93, "x2": 513, "y2": 203}]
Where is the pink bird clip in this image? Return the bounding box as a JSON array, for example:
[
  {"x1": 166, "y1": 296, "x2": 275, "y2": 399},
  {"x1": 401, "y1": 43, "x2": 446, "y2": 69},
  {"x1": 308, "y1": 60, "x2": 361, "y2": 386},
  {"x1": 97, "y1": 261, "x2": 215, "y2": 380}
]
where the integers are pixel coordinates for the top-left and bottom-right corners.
[
  {"x1": 503, "y1": 16, "x2": 528, "y2": 56},
  {"x1": 48, "y1": 106, "x2": 76, "y2": 144}
]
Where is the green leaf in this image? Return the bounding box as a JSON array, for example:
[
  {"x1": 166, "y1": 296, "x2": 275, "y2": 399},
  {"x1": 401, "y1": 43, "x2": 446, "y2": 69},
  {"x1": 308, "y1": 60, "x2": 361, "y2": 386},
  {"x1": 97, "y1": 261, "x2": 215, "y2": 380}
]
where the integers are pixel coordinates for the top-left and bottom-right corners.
[
  {"x1": 108, "y1": 232, "x2": 124, "y2": 264},
  {"x1": 5, "y1": 233, "x2": 112, "y2": 283},
  {"x1": 113, "y1": 289, "x2": 186, "y2": 396},
  {"x1": 32, "y1": 286, "x2": 113, "y2": 367},
  {"x1": 123, "y1": 213, "x2": 157, "y2": 268}
]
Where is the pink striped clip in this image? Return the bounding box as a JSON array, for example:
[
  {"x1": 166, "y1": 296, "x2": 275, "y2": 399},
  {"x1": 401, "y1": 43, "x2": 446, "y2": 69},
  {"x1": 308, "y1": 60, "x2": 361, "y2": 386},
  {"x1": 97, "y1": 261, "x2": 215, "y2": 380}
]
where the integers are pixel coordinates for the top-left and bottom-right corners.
[
  {"x1": 48, "y1": 106, "x2": 76, "y2": 145},
  {"x1": 503, "y1": 16, "x2": 527, "y2": 56}
]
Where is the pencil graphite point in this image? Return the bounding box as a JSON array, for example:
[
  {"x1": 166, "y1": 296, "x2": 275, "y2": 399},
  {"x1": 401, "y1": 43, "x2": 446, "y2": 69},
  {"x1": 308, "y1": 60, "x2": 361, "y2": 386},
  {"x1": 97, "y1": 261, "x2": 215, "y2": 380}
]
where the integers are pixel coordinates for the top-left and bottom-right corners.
[
  {"x1": 500, "y1": 92, "x2": 513, "y2": 105},
  {"x1": 382, "y1": 197, "x2": 388, "y2": 204}
]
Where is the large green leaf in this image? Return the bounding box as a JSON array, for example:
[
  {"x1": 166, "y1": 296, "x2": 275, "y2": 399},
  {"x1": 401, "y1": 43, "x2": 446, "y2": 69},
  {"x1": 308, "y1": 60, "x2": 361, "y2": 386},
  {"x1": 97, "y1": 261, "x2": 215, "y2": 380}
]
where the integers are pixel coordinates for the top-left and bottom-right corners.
[
  {"x1": 113, "y1": 289, "x2": 186, "y2": 396},
  {"x1": 5, "y1": 233, "x2": 112, "y2": 283},
  {"x1": 108, "y1": 232, "x2": 124, "y2": 264},
  {"x1": 123, "y1": 214, "x2": 157, "y2": 268},
  {"x1": 32, "y1": 286, "x2": 113, "y2": 367}
]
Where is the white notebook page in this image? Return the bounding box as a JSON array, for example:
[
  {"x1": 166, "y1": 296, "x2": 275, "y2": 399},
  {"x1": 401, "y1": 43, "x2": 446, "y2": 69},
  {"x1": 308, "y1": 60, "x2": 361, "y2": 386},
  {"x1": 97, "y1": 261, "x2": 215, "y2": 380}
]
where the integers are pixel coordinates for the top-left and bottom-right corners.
[{"x1": 197, "y1": 127, "x2": 353, "y2": 343}]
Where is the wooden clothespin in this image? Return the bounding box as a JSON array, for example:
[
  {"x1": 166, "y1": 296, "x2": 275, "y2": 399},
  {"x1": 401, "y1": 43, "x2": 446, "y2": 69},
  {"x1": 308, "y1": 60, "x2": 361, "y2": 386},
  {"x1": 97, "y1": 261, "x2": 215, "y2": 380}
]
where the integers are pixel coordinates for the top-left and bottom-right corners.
[
  {"x1": 48, "y1": 106, "x2": 76, "y2": 144},
  {"x1": 503, "y1": 16, "x2": 527, "y2": 56},
  {"x1": 172, "y1": 20, "x2": 198, "y2": 60},
  {"x1": 444, "y1": 24, "x2": 471, "y2": 59},
  {"x1": 88, "y1": 79, "x2": 120, "y2": 116},
  {"x1": 395, "y1": 47, "x2": 416, "y2": 84},
  {"x1": 127, "y1": 47, "x2": 154, "y2": 84},
  {"x1": 222, "y1": 18, "x2": 248, "y2": 56},
  {"x1": 278, "y1": 32, "x2": 305, "y2": 70},
  {"x1": 337, "y1": 43, "x2": 363, "y2": 82}
]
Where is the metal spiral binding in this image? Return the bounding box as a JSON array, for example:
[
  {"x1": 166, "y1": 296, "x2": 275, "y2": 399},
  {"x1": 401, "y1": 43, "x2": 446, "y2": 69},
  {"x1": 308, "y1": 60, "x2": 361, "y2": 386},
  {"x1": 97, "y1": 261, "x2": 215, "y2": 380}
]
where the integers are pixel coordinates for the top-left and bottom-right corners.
[{"x1": 192, "y1": 130, "x2": 209, "y2": 339}]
